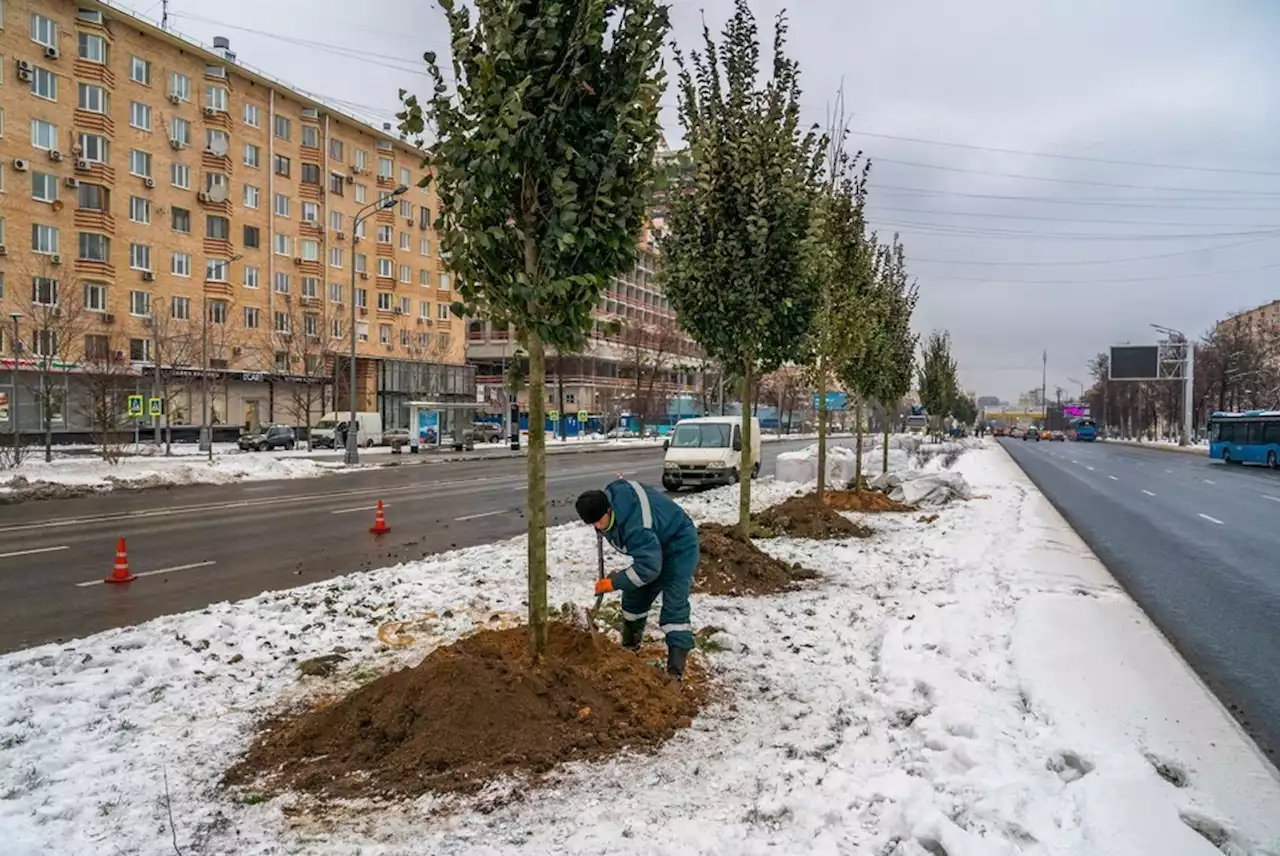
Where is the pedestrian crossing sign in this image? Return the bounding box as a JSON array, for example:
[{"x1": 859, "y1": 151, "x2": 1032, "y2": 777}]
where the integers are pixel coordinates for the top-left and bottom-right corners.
[
  {"x1": 549, "y1": 410, "x2": 560, "y2": 421},
  {"x1": 148, "y1": 397, "x2": 163, "y2": 417},
  {"x1": 127, "y1": 395, "x2": 144, "y2": 417},
  {"x1": 577, "y1": 410, "x2": 589, "y2": 422}
]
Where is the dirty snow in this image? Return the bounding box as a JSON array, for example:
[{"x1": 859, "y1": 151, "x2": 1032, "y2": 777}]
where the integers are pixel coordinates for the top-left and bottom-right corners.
[
  {"x1": 1, "y1": 444, "x2": 1277, "y2": 855},
  {"x1": 0, "y1": 451, "x2": 357, "y2": 491}
]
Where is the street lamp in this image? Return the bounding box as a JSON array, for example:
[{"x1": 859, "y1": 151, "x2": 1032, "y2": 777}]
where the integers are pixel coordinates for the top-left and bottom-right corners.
[
  {"x1": 1066, "y1": 376, "x2": 1083, "y2": 400},
  {"x1": 345, "y1": 185, "x2": 409, "y2": 465},
  {"x1": 8, "y1": 313, "x2": 21, "y2": 457},
  {"x1": 1150, "y1": 323, "x2": 1194, "y2": 446}
]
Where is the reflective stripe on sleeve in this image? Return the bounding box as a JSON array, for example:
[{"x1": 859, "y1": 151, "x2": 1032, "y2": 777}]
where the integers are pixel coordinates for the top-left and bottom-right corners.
[
  {"x1": 625, "y1": 567, "x2": 645, "y2": 587},
  {"x1": 627, "y1": 480, "x2": 653, "y2": 529},
  {"x1": 660, "y1": 623, "x2": 693, "y2": 633},
  {"x1": 622, "y1": 610, "x2": 649, "y2": 621}
]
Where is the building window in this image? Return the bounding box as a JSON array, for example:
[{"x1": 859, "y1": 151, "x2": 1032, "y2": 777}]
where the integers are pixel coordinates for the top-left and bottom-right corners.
[
  {"x1": 355, "y1": 288, "x2": 367, "y2": 309},
  {"x1": 170, "y1": 116, "x2": 191, "y2": 147},
  {"x1": 171, "y1": 162, "x2": 191, "y2": 189},
  {"x1": 274, "y1": 312, "x2": 290, "y2": 333},
  {"x1": 205, "y1": 85, "x2": 228, "y2": 112},
  {"x1": 329, "y1": 247, "x2": 343, "y2": 268},
  {"x1": 31, "y1": 119, "x2": 58, "y2": 150},
  {"x1": 354, "y1": 221, "x2": 367, "y2": 241},
  {"x1": 437, "y1": 332, "x2": 451, "y2": 352},
  {"x1": 274, "y1": 272, "x2": 290, "y2": 294},
  {"x1": 205, "y1": 171, "x2": 228, "y2": 195},
  {"x1": 329, "y1": 173, "x2": 345, "y2": 195},
  {"x1": 399, "y1": 296, "x2": 411, "y2": 314},
  {"x1": 301, "y1": 277, "x2": 319, "y2": 298},
  {"x1": 378, "y1": 258, "x2": 393, "y2": 278},
  {"x1": 244, "y1": 307, "x2": 260, "y2": 329},
  {"x1": 244, "y1": 266, "x2": 260, "y2": 289},
  {"x1": 377, "y1": 292, "x2": 393, "y2": 311},
  {"x1": 32, "y1": 330, "x2": 60, "y2": 359},
  {"x1": 301, "y1": 202, "x2": 319, "y2": 224},
  {"x1": 438, "y1": 272, "x2": 452, "y2": 291},
  {"x1": 329, "y1": 283, "x2": 343, "y2": 303},
  {"x1": 32, "y1": 276, "x2": 59, "y2": 306},
  {"x1": 31, "y1": 14, "x2": 59, "y2": 48},
  {"x1": 129, "y1": 196, "x2": 150, "y2": 224},
  {"x1": 274, "y1": 193, "x2": 290, "y2": 217},
  {"x1": 301, "y1": 239, "x2": 319, "y2": 261},
  {"x1": 84, "y1": 334, "x2": 111, "y2": 362},
  {"x1": 399, "y1": 264, "x2": 411, "y2": 283},
  {"x1": 78, "y1": 183, "x2": 107, "y2": 211},
  {"x1": 354, "y1": 253, "x2": 367, "y2": 274},
  {"x1": 379, "y1": 324, "x2": 392, "y2": 345},
  {"x1": 418, "y1": 301, "x2": 429, "y2": 319},
  {"x1": 419, "y1": 269, "x2": 429, "y2": 286},
  {"x1": 354, "y1": 184, "x2": 367, "y2": 204},
  {"x1": 78, "y1": 83, "x2": 108, "y2": 114},
  {"x1": 171, "y1": 252, "x2": 191, "y2": 277},
  {"x1": 376, "y1": 225, "x2": 392, "y2": 244},
  {"x1": 31, "y1": 171, "x2": 58, "y2": 203},
  {"x1": 301, "y1": 125, "x2": 319, "y2": 148},
  {"x1": 329, "y1": 138, "x2": 344, "y2": 160},
  {"x1": 437, "y1": 303, "x2": 452, "y2": 321},
  {"x1": 243, "y1": 184, "x2": 260, "y2": 208},
  {"x1": 243, "y1": 225, "x2": 260, "y2": 249},
  {"x1": 205, "y1": 128, "x2": 229, "y2": 154},
  {"x1": 420, "y1": 237, "x2": 430, "y2": 256},
  {"x1": 327, "y1": 211, "x2": 343, "y2": 232},
  {"x1": 130, "y1": 101, "x2": 152, "y2": 131},
  {"x1": 355, "y1": 149, "x2": 368, "y2": 170},
  {"x1": 273, "y1": 155, "x2": 290, "y2": 177},
  {"x1": 79, "y1": 133, "x2": 108, "y2": 163},
  {"x1": 130, "y1": 56, "x2": 151, "y2": 85},
  {"x1": 399, "y1": 199, "x2": 412, "y2": 218},
  {"x1": 304, "y1": 314, "x2": 319, "y2": 338},
  {"x1": 206, "y1": 215, "x2": 230, "y2": 240},
  {"x1": 129, "y1": 243, "x2": 152, "y2": 271},
  {"x1": 300, "y1": 163, "x2": 320, "y2": 184},
  {"x1": 171, "y1": 296, "x2": 191, "y2": 320},
  {"x1": 169, "y1": 72, "x2": 191, "y2": 102},
  {"x1": 129, "y1": 150, "x2": 152, "y2": 178},
  {"x1": 243, "y1": 103, "x2": 261, "y2": 127},
  {"x1": 399, "y1": 232, "x2": 410, "y2": 251},
  {"x1": 378, "y1": 157, "x2": 393, "y2": 179},
  {"x1": 330, "y1": 317, "x2": 342, "y2": 339},
  {"x1": 206, "y1": 259, "x2": 228, "y2": 282},
  {"x1": 243, "y1": 143, "x2": 260, "y2": 168},
  {"x1": 273, "y1": 234, "x2": 292, "y2": 256},
  {"x1": 399, "y1": 167, "x2": 411, "y2": 187},
  {"x1": 31, "y1": 66, "x2": 58, "y2": 101},
  {"x1": 78, "y1": 232, "x2": 109, "y2": 261},
  {"x1": 31, "y1": 223, "x2": 59, "y2": 254},
  {"x1": 419, "y1": 206, "x2": 432, "y2": 230},
  {"x1": 130, "y1": 290, "x2": 152, "y2": 317},
  {"x1": 130, "y1": 338, "x2": 152, "y2": 362},
  {"x1": 171, "y1": 207, "x2": 191, "y2": 233},
  {"x1": 208, "y1": 300, "x2": 229, "y2": 326},
  {"x1": 273, "y1": 115, "x2": 291, "y2": 140},
  {"x1": 79, "y1": 33, "x2": 109, "y2": 63}
]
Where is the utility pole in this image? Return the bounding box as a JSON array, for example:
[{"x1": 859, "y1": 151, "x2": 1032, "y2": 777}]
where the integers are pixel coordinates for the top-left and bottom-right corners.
[{"x1": 1041, "y1": 350, "x2": 1048, "y2": 426}]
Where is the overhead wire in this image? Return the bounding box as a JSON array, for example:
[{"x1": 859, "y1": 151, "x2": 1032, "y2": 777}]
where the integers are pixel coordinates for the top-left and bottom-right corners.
[
  {"x1": 908, "y1": 233, "x2": 1280, "y2": 266},
  {"x1": 921, "y1": 258, "x2": 1280, "y2": 286}
]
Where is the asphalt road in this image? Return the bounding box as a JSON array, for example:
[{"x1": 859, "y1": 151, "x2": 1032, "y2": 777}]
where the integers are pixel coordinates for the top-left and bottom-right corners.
[
  {"x1": 1000, "y1": 437, "x2": 1280, "y2": 762},
  {"x1": 0, "y1": 438, "x2": 835, "y2": 653}
]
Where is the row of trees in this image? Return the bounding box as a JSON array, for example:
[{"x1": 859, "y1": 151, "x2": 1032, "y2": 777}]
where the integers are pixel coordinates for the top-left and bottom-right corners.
[
  {"x1": 399, "y1": 0, "x2": 944, "y2": 659},
  {"x1": 1084, "y1": 318, "x2": 1279, "y2": 439}
]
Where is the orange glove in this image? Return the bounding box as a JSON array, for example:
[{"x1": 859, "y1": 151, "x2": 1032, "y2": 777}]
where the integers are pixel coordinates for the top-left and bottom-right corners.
[{"x1": 594, "y1": 577, "x2": 614, "y2": 595}]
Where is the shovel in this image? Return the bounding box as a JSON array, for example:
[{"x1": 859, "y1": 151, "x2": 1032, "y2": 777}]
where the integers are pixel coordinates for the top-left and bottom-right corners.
[{"x1": 585, "y1": 531, "x2": 606, "y2": 637}]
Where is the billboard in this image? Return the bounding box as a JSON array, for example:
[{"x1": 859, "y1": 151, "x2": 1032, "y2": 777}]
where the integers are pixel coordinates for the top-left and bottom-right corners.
[
  {"x1": 1109, "y1": 345, "x2": 1160, "y2": 381},
  {"x1": 811, "y1": 391, "x2": 848, "y2": 411}
]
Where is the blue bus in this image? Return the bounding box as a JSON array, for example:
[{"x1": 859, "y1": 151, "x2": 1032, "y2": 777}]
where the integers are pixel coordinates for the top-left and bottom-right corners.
[
  {"x1": 1208, "y1": 411, "x2": 1280, "y2": 467},
  {"x1": 1068, "y1": 417, "x2": 1098, "y2": 441}
]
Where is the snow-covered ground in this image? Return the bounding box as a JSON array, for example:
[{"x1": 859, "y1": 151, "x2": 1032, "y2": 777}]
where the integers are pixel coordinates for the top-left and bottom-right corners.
[
  {"x1": 0, "y1": 451, "x2": 357, "y2": 491},
  {"x1": 1104, "y1": 438, "x2": 1210, "y2": 455},
  {"x1": 2, "y1": 444, "x2": 1276, "y2": 855}
]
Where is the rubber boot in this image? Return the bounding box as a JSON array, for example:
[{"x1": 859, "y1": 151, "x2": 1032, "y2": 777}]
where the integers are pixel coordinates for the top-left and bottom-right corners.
[
  {"x1": 666, "y1": 645, "x2": 690, "y2": 681},
  {"x1": 620, "y1": 619, "x2": 645, "y2": 652}
]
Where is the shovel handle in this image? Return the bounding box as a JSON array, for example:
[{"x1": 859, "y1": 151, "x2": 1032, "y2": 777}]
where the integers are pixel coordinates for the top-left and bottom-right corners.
[{"x1": 590, "y1": 531, "x2": 606, "y2": 614}]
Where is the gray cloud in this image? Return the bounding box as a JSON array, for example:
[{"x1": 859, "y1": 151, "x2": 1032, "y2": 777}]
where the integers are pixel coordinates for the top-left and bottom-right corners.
[{"x1": 132, "y1": 0, "x2": 1280, "y2": 401}]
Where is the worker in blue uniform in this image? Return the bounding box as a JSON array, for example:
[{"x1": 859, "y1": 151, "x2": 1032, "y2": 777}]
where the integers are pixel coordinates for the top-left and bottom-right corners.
[{"x1": 575, "y1": 479, "x2": 699, "y2": 679}]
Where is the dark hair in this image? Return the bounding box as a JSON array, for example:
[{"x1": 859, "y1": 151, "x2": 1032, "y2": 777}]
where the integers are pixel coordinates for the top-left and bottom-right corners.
[{"x1": 575, "y1": 490, "x2": 610, "y2": 524}]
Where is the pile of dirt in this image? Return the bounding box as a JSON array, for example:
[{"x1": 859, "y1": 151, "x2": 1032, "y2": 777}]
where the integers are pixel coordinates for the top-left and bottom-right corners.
[
  {"x1": 754, "y1": 493, "x2": 873, "y2": 540},
  {"x1": 824, "y1": 489, "x2": 912, "y2": 513},
  {"x1": 224, "y1": 623, "x2": 700, "y2": 799},
  {"x1": 693, "y1": 523, "x2": 818, "y2": 596}
]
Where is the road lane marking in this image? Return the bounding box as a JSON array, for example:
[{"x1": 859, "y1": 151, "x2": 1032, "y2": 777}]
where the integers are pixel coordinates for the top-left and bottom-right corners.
[
  {"x1": 1108, "y1": 475, "x2": 1119, "y2": 481},
  {"x1": 1165, "y1": 469, "x2": 1173, "y2": 474},
  {"x1": 455, "y1": 510, "x2": 504, "y2": 522},
  {"x1": 1086, "y1": 466, "x2": 1095, "y2": 471},
  {"x1": 76, "y1": 560, "x2": 217, "y2": 587},
  {"x1": 0, "y1": 545, "x2": 70, "y2": 560},
  {"x1": 1264, "y1": 495, "x2": 1280, "y2": 503},
  {"x1": 1142, "y1": 490, "x2": 1156, "y2": 497},
  {"x1": 1203, "y1": 479, "x2": 1216, "y2": 485},
  {"x1": 1198, "y1": 513, "x2": 1225, "y2": 525},
  {"x1": 331, "y1": 504, "x2": 387, "y2": 515}
]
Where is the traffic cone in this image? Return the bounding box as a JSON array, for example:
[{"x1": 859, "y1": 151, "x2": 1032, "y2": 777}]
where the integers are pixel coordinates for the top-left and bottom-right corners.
[
  {"x1": 104, "y1": 537, "x2": 137, "y2": 584},
  {"x1": 370, "y1": 500, "x2": 390, "y2": 535}
]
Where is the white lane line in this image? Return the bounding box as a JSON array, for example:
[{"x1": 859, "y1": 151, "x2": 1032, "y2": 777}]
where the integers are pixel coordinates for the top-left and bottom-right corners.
[
  {"x1": 1203, "y1": 479, "x2": 1216, "y2": 485},
  {"x1": 1165, "y1": 469, "x2": 1173, "y2": 474},
  {"x1": 331, "y1": 504, "x2": 387, "y2": 515},
  {"x1": 1071, "y1": 460, "x2": 1079, "y2": 465},
  {"x1": 1263, "y1": 495, "x2": 1280, "y2": 503},
  {"x1": 76, "y1": 560, "x2": 217, "y2": 587},
  {"x1": 1086, "y1": 466, "x2": 1096, "y2": 471},
  {"x1": 1108, "y1": 475, "x2": 1119, "y2": 481},
  {"x1": 1198, "y1": 513, "x2": 1225, "y2": 525},
  {"x1": 1142, "y1": 490, "x2": 1156, "y2": 497},
  {"x1": 0, "y1": 545, "x2": 70, "y2": 560},
  {"x1": 455, "y1": 509, "x2": 504, "y2": 522}
]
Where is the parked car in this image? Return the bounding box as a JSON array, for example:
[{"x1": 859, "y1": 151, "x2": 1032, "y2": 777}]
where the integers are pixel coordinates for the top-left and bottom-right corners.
[
  {"x1": 238, "y1": 424, "x2": 296, "y2": 452},
  {"x1": 471, "y1": 421, "x2": 504, "y2": 443},
  {"x1": 383, "y1": 428, "x2": 410, "y2": 451}
]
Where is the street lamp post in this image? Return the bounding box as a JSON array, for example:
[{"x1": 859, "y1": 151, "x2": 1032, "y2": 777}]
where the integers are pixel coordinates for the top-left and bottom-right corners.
[
  {"x1": 1066, "y1": 376, "x2": 1084, "y2": 401},
  {"x1": 345, "y1": 186, "x2": 409, "y2": 466},
  {"x1": 8, "y1": 313, "x2": 21, "y2": 458}
]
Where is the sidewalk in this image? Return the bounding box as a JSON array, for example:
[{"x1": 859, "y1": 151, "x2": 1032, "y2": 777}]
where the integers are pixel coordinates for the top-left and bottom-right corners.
[
  {"x1": 1103, "y1": 438, "x2": 1209, "y2": 456},
  {"x1": 1, "y1": 444, "x2": 1274, "y2": 854}
]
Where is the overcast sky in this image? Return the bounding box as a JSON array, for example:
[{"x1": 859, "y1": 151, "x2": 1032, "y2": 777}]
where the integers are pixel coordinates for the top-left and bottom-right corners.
[{"x1": 125, "y1": 0, "x2": 1280, "y2": 402}]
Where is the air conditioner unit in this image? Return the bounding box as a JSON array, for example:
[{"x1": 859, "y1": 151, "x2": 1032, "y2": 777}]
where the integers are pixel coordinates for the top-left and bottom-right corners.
[
  {"x1": 345, "y1": 174, "x2": 355, "y2": 184},
  {"x1": 17, "y1": 68, "x2": 32, "y2": 82},
  {"x1": 293, "y1": 257, "x2": 303, "y2": 266},
  {"x1": 76, "y1": 159, "x2": 91, "y2": 171},
  {"x1": 113, "y1": 350, "x2": 126, "y2": 361},
  {"x1": 104, "y1": 314, "x2": 115, "y2": 324},
  {"x1": 415, "y1": 317, "x2": 424, "y2": 325},
  {"x1": 359, "y1": 272, "x2": 370, "y2": 280},
  {"x1": 142, "y1": 271, "x2": 155, "y2": 281},
  {"x1": 0, "y1": 245, "x2": 7, "y2": 257},
  {"x1": 170, "y1": 139, "x2": 184, "y2": 150},
  {"x1": 143, "y1": 177, "x2": 156, "y2": 189},
  {"x1": 142, "y1": 317, "x2": 154, "y2": 328},
  {"x1": 168, "y1": 93, "x2": 182, "y2": 104},
  {"x1": 16, "y1": 59, "x2": 33, "y2": 74},
  {"x1": 359, "y1": 307, "x2": 368, "y2": 316},
  {"x1": 63, "y1": 177, "x2": 80, "y2": 189},
  {"x1": 45, "y1": 46, "x2": 60, "y2": 60},
  {"x1": 232, "y1": 346, "x2": 243, "y2": 356},
  {"x1": 12, "y1": 159, "x2": 29, "y2": 172},
  {"x1": 197, "y1": 191, "x2": 210, "y2": 203},
  {"x1": 49, "y1": 150, "x2": 64, "y2": 162},
  {"x1": 51, "y1": 255, "x2": 62, "y2": 265},
  {"x1": 334, "y1": 231, "x2": 346, "y2": 241},
  {"x1": 203, "y1": 107, "x2": 217, "y2": 118}
]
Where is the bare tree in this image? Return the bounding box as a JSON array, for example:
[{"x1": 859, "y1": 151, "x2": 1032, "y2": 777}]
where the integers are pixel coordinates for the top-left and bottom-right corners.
[
  {"x1": 265, "y1": 293, "x2": 336, "y2": 447},
  {"x1": 617, "y1": 316, "x2": 682, "y2": 434},
  {"x1": 78, "y1": 330, "x2": 138, "y2": 463},
  {"x1": 145, "y1": 293, "x2": 201, "y2": 454},
  {"x1": 761, "y1": 366, "x2": 807, "y2": 435}
]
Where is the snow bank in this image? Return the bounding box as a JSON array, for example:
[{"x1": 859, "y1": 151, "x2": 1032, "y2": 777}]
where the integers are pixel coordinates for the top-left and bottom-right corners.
[
  {"x1": 1, "y1": 451, "x2": 354, "y2": 491},
  {"x1": 2, "y1": 449, "x2": 1277, "y2": 855}
]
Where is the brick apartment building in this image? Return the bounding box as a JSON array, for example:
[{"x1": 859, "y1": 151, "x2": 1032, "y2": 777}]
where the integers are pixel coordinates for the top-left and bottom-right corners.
[{"x1": 0, "y1": 0, "x2": 472, "y2": 441}]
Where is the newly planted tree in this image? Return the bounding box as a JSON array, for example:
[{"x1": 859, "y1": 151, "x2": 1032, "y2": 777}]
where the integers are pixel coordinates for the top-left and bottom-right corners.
[
  {"x1": 398, "y1": 0, "x2": 669, "y2": 658},
  {"x1": 862, "y1": 237, "x2": 919, "y2": 473},
  {"x1": 663, "y1": 0, "x2": 825, "y2": 536},
  {"x1": 918, "y1": 330, "x2": 959, "y2": 438}
]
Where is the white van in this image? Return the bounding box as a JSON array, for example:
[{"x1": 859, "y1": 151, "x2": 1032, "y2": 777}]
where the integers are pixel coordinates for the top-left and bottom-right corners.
[
  {"x1": 661, "y1": 416, "x2": 762, "y2": 491},
  {"x1": 311, "y1": 411, "x2": 383, "y2": 449}
]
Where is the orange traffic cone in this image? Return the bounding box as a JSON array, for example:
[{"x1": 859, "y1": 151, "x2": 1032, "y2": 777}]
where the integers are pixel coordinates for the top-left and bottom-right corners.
[
  {"x1": 104, "y1": 537, "x2": 137, "y2": 584},
  {"x1": 370, "y1": 500, "x2": 390, "y2": 535}
]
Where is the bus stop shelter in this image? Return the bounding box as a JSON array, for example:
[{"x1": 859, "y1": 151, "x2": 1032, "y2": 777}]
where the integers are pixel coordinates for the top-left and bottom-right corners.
[{"x1": 406, "y1": 400, "x2": 478, "y2": 453}]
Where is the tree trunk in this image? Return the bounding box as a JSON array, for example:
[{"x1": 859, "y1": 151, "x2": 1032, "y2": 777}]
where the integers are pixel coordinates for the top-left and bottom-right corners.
[
  {"x1": 526, "y1": 330, "x2": 549, "y2": 661},
  {"x1": 41, "y1": 371, "x2": 53, "y2": 464},
  {"x1": 737, "y1": 362, "x2": 754, "y2": 539},
  {"x1": 816, "y1": 370, "x2": 827, "y2": 502},
  {"x1": 854, "y1": 396, "x2": 864, "y2": 491},
  {"x1": 882, "y1": 410, "x2": 890, "y2": 474}
]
